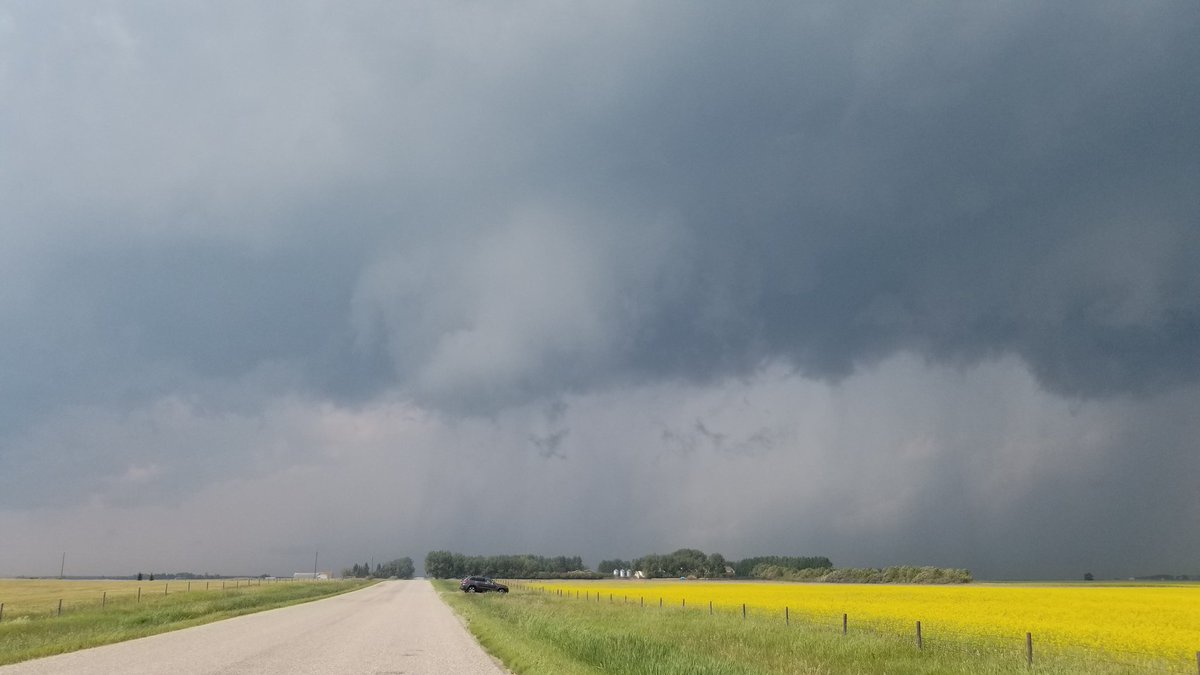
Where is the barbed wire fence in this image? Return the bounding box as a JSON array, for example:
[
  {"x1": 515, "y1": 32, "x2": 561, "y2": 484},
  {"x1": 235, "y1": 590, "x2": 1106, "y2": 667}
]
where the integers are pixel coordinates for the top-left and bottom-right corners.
[
  {"x1": 0, "y1": 576, "x2": 322, "y2": 623},
  {"x1": 514, "y1": 581, "x2": 1199, "y2": 674}
]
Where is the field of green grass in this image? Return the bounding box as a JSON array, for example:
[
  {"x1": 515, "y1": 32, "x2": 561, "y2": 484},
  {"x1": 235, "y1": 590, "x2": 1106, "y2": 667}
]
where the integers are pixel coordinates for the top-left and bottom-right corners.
[
  {"x1": 435, "y1": 580, "x2": 1189, "y2": 674},
  {"x1": 0, "y1": 577, "x2": 376, "y2": 666}
]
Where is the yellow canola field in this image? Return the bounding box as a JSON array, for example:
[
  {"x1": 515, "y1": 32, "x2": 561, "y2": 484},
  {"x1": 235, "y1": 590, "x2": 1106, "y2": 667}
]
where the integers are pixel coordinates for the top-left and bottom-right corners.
[{"x1": 524, "y1": 580, "x2": 1200, "y2": 661}]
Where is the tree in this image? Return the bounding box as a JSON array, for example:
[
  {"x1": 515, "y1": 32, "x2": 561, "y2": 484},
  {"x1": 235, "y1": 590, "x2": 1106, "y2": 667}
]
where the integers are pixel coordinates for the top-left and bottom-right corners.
[
  {"x1": 425, "y1": 551, "x2": 455, "y2": 579},
  {"x1": 1084, "y1": 572, "x2": 1094, "y2": 581},
  {"x1": 706, "y1": 552, "x2": 728, "y2": 577},
  {"x1": 393, "y1": 557, "x2": 415, "y2": 579},
  {"x1": 597, "y1": 559, "x2": 631, "y2": 574},
  {"x1": 733, "y1": 556, "x2": 832, "y2": 577}
]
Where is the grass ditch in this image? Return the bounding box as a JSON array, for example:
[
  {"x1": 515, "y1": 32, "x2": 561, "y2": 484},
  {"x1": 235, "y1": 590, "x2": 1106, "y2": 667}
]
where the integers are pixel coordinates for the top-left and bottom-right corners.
[
  {"x1": 435, "y1": 581, "x2": 1178, "y2": 674},
  {"x1": 0, "y1": 578, "x2": 376, "y2": 665}
]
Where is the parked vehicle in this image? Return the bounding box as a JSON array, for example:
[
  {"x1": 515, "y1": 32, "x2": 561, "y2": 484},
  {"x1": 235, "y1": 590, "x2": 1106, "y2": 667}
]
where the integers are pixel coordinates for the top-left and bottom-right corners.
[{"x1": 460, "y1": 576, "x2": 509, "y2": 593}]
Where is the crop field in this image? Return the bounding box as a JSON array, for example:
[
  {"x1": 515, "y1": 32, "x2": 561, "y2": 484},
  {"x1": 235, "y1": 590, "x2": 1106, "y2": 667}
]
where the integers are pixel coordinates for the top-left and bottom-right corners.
[
  {"x1": 0, "y1": 577, "x2": 269, "y2": 618},
  {"x1": 503, "y1": 580, "x2": 1200, "y2": 672},
  {"x1": 0, "y1": 577, "x2": 374, "y2": 665}
]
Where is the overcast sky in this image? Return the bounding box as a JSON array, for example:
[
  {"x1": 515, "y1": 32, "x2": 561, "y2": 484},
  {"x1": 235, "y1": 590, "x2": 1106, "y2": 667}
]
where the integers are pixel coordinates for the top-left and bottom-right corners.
[{"x1": 1, "y1": 2, "x2": 1197, "y2": 580}]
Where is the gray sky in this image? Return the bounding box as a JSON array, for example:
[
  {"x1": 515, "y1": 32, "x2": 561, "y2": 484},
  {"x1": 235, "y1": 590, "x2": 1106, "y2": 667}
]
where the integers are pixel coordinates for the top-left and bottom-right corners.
[{"x1": 1, "y1": 2, "x2": 1197, "y2": 580}]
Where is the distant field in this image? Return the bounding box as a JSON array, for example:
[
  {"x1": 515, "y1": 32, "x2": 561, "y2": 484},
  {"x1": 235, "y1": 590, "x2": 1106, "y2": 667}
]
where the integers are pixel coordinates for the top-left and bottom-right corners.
[
  {"x1": 0, "y1": 578, "x2": 266, "y2": 618},
  {"x1": 0, "y1": 577, "x2": 375, "y2": 665}
]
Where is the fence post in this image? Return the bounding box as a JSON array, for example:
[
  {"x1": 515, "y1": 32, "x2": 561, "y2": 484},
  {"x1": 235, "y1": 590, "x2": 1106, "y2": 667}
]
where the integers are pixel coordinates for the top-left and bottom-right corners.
[
  {"x1": 1195, "y1": 651, "x2": 1199, "y2": 675},
  {"x1": 916, "y1": 621, "x2": 922, "y2": 650},
  {"x1": 786, "y1": 606, "x2": 790, "y2": 626},
  {"x1": 659, "y1": 597, "x2": 662, "y2": 608},
  {"x1": 57, "y1": 599, "x2": 62, "y2": 616},
  {"x1": 0, "y1": 602, "x2": 4, "y2": 622},
  {"x1": 102, "y1": 591, "x2": 106, "y2": 608},
  {"x1": 843, "y1": 613, "x2": 847, "y2": 635},
  {"x1": 164, "y1": 583, "x2": 168, "y2": 596},
  {"x1": 1026, "y1": 632, "x2": 1033, "y2": 667},
  {"x1": 187, "y1": 582, "x2": 191, "y2": 592},
  {"x1": 641, "y1": 596, "x2": 644, "y2": 607},
  {"x1": 138, "y1": 587, "x2": 141, "y2": 603},
  {"x1": 742, "y1": 603, "x2": 746, "y2": 620},
  {"x1": 682, "y1": 598, "x2": 685, "y2": 608},
  {"x1": 709, "y1": 600, "x2": 712, "y2": 615}
]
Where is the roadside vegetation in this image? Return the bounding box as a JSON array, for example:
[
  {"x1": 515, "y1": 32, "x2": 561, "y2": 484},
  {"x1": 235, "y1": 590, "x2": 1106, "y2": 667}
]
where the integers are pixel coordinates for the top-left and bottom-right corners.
[
  {"x1": 437, "y1": 580, "x2": 1194, "y2": 674},
  {"x1": 0, "y1": 578, "x2": 375, "y2": 666}
]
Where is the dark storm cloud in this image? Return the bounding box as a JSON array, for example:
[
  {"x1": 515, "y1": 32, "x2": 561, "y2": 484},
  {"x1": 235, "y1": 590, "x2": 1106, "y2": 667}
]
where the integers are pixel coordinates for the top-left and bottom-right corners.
[
  {"x1": 1, "y1": 2, "x2": 1198, "y2": 577},
  {"x1": 4, "y1": 3, "x2": 1196, "y2": 417},
  {"x1": 346, "y1": 1, "x2": 1199, "y2": 407}
]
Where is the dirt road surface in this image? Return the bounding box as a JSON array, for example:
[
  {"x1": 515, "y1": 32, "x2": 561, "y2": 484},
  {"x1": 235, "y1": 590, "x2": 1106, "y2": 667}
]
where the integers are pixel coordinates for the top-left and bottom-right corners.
[{"x1": 0, "y1": 579, "x2": 508, "y2": 674}]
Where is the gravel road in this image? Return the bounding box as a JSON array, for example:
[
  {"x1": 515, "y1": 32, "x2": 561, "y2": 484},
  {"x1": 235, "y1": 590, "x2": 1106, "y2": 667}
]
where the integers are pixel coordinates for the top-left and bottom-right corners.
[{"x1": 0, "y1": 579, "x2": 508, "y2": 674}]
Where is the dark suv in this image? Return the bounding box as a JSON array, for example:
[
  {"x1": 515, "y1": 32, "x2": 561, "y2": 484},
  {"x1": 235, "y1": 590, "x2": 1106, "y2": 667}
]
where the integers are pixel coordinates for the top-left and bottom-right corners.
[{"x1": 460, "y1": 576, "x2": 509, "y2": 593}]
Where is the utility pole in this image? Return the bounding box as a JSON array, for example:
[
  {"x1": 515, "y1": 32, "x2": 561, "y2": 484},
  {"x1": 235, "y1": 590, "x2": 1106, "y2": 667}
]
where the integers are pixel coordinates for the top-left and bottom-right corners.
[
  {"x1": 60, "y1": 552, "x2": 65, "y2": 579},
  {"x1": 313, "y1": 551, "x2": 319, "y2": 579}
]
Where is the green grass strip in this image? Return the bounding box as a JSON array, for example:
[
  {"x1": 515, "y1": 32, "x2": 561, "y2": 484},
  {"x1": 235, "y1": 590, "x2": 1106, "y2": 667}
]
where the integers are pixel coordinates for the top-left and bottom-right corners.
[{"x1": 0, "y1": 579, "x2": 377, "y2": 666}]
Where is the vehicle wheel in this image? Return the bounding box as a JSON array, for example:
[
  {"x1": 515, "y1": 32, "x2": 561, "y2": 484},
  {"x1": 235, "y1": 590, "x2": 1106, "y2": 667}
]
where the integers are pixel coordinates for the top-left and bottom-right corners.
[
  {"x1": 466, "y1": 586, "x2": 477, "y2": 593},
  {"x1": 498, "y1": 588, "x2": 508, "y2": 594}
]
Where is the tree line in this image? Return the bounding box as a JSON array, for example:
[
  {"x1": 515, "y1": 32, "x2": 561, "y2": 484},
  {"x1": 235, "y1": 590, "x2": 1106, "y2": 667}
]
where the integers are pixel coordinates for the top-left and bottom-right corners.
[
  {"x1": 342, "y1": 557, "x2": 415, "y2": 579},
  {"x1": 424, "y1": 548, "x2": 967, "y2": 584},
  {"x1": 621, "y1": 550, "x2": 832, "y2": 579},
  {"x1": 753, "y1": 564, "x2": 971, "y2": 584},
  {"x1": 422, "y1": 549, "x2": 832, "y2": 580},
  {"x1": 424, "y1": 552, "x2": 600, "y2": 579}
]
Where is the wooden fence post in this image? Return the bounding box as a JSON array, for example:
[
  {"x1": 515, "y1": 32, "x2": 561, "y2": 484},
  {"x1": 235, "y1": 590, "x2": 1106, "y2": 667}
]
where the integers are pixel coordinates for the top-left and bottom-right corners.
[
  {"x1": 843, "y1": 613, "x2": 847, "y2": 635},
  {"x1": 786, "y1": 606, "x2": 790, "y2": 626},
  {"x1": 57, "y1": 599, "x2": 62, "y2": 616},
  {"x1": 137, "y1": 587, "x2": 141, "y2": 603},
  {"x1": 0, "y1": 602, "x2": 4, "y2": 622},
  {"x1": 709, "y1": 600, "x2": 712, "y2": 615},
  {"x1": 1026, "y1": 632, "x2": 1033, "y2": 667},
  {"x1": 916, "y1": 621, "x2": 922, "y2": 649},
  {"x1": 659, "y1": 597, "x2": 662, "y2": 608},
  {"x1": 682, "y1": 598, "x2": 686, "y2": 608},
  {"x1": 164, "y1": 583, "x2": 168, "y2": 596},
  {"x1": 742, "y1": 603, "x2": 746, "y2": 620}
]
